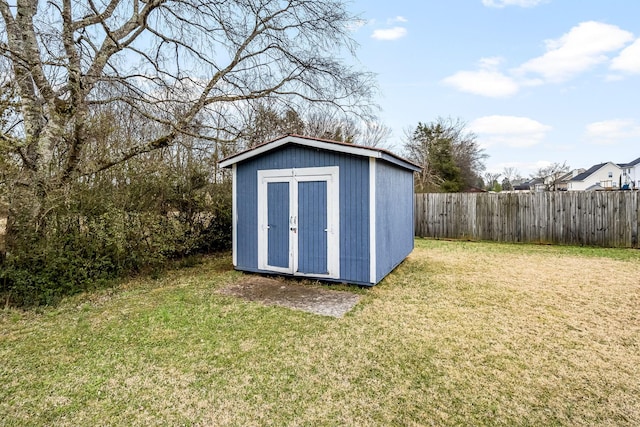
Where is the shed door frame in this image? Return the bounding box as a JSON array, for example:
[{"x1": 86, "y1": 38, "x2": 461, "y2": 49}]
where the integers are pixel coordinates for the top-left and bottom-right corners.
[{"x1": 257, "y1": 166, "x2": 339, "y2": 279}]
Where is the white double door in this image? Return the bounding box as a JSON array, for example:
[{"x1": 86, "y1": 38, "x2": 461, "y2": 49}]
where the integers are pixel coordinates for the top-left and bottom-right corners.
[{"x1": 257, "y1": 167, "x2": 339, "y2": 278}]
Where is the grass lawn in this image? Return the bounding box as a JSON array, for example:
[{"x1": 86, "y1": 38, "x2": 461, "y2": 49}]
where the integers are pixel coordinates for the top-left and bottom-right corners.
[{"x1": 2, "y1": 239, "x2": 640, "y2": 426}]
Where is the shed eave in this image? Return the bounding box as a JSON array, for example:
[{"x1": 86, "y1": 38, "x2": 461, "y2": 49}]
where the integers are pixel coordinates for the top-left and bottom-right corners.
[
  {"x1": 380, "y1": 153, "x2": 421, "y2": 172},
  {"x1": 219, "y1": 135, "x2": 420, "y2": 172}
]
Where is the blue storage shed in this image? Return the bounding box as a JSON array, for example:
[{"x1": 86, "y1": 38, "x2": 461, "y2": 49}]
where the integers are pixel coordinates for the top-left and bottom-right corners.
[{"x1": 219, "y1": 135, "x2": 420, "y2": 286}]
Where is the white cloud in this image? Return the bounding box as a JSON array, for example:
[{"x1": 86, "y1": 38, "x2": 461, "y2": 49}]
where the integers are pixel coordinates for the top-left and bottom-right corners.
[
  {"x1": 371, "y1": 27, "x2": 407, "y2": 41},
  {"x1": 347, "y1": 19, "x2": 367, "y2": 32},
  {"x1": 387, "y1": 16, "x2": 408, "y2": 24},
  {"x1": 478, "y1": 56, "x2": 504, "y2": 69},
  {"x1": 611, "y1": 39, "x2": 640, "y2": 74},
  {"x1": 585, "y1": 119, "x2": 640, "y2": 145},
  {"x1": 445, "y1": 21, "x2": 635, "y2": 97},
  {"x1": 482, "y1": 0, "x2": 547, "y2": 8},
  {"x1": 517, "y1": 21, "x2": 634, "y2": 83},
  {"x1": 469, "y1": 115, "x2": 552, "y2": 148},
  {"x1": 443, "y1": 57, "x2": 519, "y2": 97},
  {"x1": 443, "y1": 70, "x2": 519, "y2": 97}
]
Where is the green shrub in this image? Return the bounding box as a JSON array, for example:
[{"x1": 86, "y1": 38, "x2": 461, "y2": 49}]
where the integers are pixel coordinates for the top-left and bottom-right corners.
[{"x1": 0, "y1": 181, "x2": 233, "y2": 307}]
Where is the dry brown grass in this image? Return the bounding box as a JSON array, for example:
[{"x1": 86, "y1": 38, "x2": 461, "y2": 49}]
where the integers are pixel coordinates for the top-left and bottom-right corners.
[
  {"x1": 363, "y1": 241, "x2": 640, "y2": 425},
  {"x1": 1, "y1": 240, "x2": 639, "y2": 426}
]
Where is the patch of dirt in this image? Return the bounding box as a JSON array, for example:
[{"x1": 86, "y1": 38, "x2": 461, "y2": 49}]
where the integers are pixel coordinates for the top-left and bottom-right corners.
[{"x1": 219, "y1": 276, "x2": 360, "y2": 318}]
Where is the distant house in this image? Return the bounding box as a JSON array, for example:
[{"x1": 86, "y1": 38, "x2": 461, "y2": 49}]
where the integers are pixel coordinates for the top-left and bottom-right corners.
[
  {"x1": 553, "y1": 169, "x2": 586, "y2": 191},
  {"x1": 512, "y1": 181, "x2": 529, "y2": 191},
  {"x1": 567, "y1": 162, "x2": 622, "y2": 191},
  {"x1": 510, "y1": 178, "x2": 527, "y2": 189},
  {"x1": 543, "y1": 170, "x2": 578, "y2": 191},
  {"x1": 513, "y1": 177, "x2": 545, "y2": 192},
  {"x1": 618, "y1": 157, "x2": 640, "y2": 189}
]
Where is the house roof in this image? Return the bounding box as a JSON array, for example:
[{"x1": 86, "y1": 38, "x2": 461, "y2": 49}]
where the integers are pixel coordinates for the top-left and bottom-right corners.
[
  {"x1": 557, "y1": 171, "x2": 574, "y2": 182},
  {"x1": 570, "y1": 163, "x2": 607, "y2": 182},
  {"x1": 585, "y1": 183, "x2": 604, "y2": 191},
  {"x1": 512, "y1": 177, "x2": 543, "y2": 191},
  {"x1": 618, "y1": 157, "x2": 640, "y2": 168},
  {"x1": 219, "y1": 134, "x2": 421, "y2": 171}
]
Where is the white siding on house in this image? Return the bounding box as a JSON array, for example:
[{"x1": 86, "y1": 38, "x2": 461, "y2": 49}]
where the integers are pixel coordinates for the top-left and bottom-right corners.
[
  {"x1": 625, "y1": 163, "x2": 640, "y2": 189},
  {"x1": 568, "y1": 162, "x2": 623, "y2": 191}
]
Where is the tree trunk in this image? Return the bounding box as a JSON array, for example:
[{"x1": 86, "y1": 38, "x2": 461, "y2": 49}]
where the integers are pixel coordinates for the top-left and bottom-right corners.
[{"x1": 4, "y1": 173, "x2": 52, "y2": 255}]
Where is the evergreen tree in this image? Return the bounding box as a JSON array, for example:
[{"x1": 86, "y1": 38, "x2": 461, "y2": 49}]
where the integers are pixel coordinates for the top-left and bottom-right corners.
[
  {"x1": 501, "y1": 177, "x2": 513, "y2": 191},
  {"x1": 405, "y1": 118, "x2": 483, "y2": 192},
  {"x1": 428, "y1": 133, "x2": 464, "y2": 192}
]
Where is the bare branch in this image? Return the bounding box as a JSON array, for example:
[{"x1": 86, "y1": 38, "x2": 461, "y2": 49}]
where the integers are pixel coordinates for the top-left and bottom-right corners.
[
  {"x1": 0, "y1": 0, "x2": 375, "y2": 199},
  {"x1": 73, "y1": 0, "x2": 122, "y2": 31}
]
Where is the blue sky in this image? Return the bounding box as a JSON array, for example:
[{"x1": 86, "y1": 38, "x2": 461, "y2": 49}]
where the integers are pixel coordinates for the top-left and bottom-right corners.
[{"x1": 347, "y1": 0, "x2": 640, "y2": 176}]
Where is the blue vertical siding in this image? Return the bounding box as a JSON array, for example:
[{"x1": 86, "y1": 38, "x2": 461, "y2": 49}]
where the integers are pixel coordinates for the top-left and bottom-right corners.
[
  {"x1": 339, "y1": 153, "x2": 370, "y2": 282},
  {"x1": 297, "y1": 181, "x2": 328, "y2": 274},
  {"x1": 235, "y1": 144, "x2": 370, "y2": 283},
  {"x1": 236, "y1": 166, "x2": 258, "y2": 270},
  {"x1": 267, "y1": 182, "x2": 290, "y2": 268},
  {"x1": 375, "y1": 160, "x2": 415, "y2": 282}
]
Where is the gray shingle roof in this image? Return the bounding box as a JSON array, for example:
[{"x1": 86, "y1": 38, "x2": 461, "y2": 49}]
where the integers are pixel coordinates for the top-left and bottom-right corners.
[
  {"x1": 618, "y1": 157, "x2": 640, "y2": 168},
  {"x1": 570, "y1": 163, "x2": 606, "y2": 182}
]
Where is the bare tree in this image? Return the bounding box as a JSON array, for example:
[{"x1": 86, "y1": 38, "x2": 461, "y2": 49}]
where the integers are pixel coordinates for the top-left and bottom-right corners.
[
  {"x1": 500, "y1": 167, "x2": 522, "y2": 190},
  {"x1": 243, "y1": 103, "x2": 305, "y2": 148},
  {"x1": 244, "y1": 103, "x2": 391, "y2": 148},
  {"x1": 0, "y1": 0, "x2": 375, "y2": 243},
  {"x1": 532, "y1": 161, "x2": 570, "y2": 191},
  {"x1": 303, "y1": 110, "x2": 359, "y2": 143},
  {"x1": 502, "y1": 167, "x2": 522, "y2": 183},
  {"x1": 358, "y1": 121, "x2": 392, "y2": 148},
  {"x1": 483, "y1": 172, "x2": 501, "y2": 191}
]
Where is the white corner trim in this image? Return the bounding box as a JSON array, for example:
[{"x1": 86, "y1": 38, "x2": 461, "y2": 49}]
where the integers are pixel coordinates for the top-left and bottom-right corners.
[
  {"x1": 369, "y1": 158, "x2": 377, "y2": 284},
  {"x1": 232, "y1": 164, "x2": 237, "y2": 267}
]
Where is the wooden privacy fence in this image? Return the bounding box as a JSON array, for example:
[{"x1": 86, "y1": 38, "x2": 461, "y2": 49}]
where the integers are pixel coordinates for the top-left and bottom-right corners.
[{"x1": 414, "y1": 192, "x2": 640, "y2": 248}]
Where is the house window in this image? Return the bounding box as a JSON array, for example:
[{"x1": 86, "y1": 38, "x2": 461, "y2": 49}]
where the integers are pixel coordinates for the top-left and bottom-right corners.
[{"x1": 608, "y1": 172, "x2": 613, "y2": 178}]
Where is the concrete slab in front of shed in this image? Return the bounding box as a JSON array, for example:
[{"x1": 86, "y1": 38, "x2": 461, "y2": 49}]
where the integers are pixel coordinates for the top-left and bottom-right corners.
[{"x1": 220, "y1": 276, "x2": 360, "y2": 318}]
